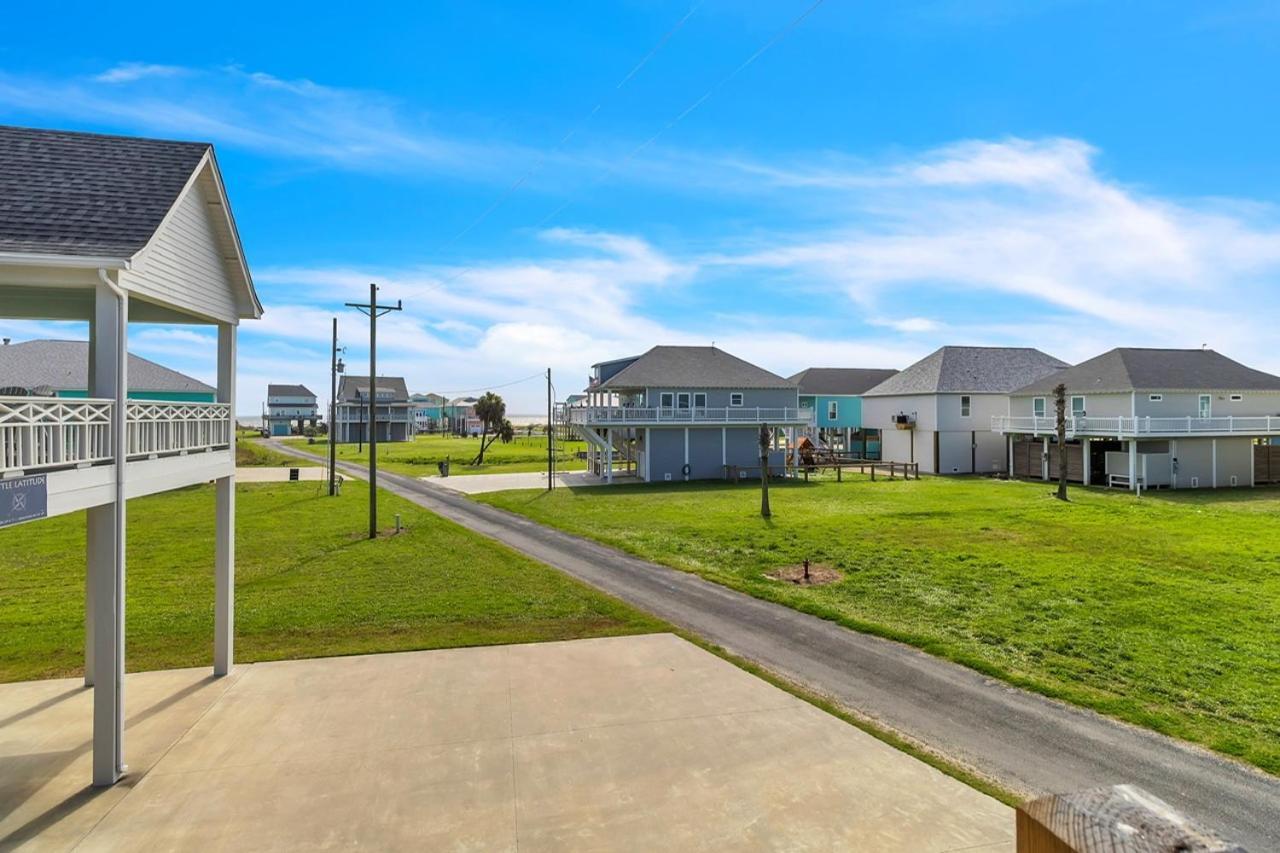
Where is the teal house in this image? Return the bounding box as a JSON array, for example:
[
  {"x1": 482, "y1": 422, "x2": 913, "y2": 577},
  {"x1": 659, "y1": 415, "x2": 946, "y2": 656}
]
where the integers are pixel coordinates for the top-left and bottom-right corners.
[
  {"x1": 788, "y1": 367, "x2": 898, "y2": 458},
  {"x1": 0, "y1": 338, "x2": 215, "y2": 402}
]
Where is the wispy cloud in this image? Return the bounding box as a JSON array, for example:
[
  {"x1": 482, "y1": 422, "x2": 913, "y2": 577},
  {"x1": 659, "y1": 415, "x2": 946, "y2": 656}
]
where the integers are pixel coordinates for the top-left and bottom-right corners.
[{"x1": 93, "y1": 62, "x2": 188, "y2": 84}]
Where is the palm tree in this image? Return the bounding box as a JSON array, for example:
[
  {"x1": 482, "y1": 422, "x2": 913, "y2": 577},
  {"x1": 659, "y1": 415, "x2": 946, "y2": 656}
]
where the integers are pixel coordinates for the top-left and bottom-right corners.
[
  {"x1": 472, "y1": 392, "x2": 507, "y2": 464},
  {"x1": 759, "y1": 423, "x2": 772, "y2": 518}
]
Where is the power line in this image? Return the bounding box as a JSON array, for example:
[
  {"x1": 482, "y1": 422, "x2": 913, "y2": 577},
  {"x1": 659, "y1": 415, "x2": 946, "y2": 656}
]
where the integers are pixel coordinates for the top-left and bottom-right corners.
[
  {"x1": 435, "y1": 371, "x2": 546, "y2": 397},
  {"x1": 537, "y1": 0, "x2": 827, "y2": 227},
  {"x1": 437, "y1": 1, "x2": 704, "y2": 252}
]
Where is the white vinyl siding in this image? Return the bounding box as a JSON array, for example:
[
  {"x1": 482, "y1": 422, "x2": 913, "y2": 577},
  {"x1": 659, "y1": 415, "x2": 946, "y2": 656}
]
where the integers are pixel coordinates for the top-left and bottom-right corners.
[{"x1": 125, "y1": 174, "x2": 238, "y2": 322}]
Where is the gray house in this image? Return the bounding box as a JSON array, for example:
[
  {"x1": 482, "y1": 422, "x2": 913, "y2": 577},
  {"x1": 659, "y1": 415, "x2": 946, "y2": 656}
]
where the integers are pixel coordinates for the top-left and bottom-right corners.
[
  {"x1": 862, "y1": 346, "x2": 1068, "y2": 475},
  {"x1": 571, "y1": 346, "x2": 812, "y2": 482},
  {"x1": 995, "y1": 348, "x2": 1280, "y2": 489},
  {"x1": 333, "y1": 375, "x2": 413, "y2": 443},
  {"x1": 265, "y1": 383, "x2": 318, "y2": 436}
]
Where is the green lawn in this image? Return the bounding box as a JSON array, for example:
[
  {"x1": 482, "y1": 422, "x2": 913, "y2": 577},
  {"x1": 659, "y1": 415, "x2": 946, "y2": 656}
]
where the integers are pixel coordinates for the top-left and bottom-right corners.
[
  {"x1": 284, "y1": 433, "x2": 587, "y2": 476},
  {"x1": 478, "y1": 475, "x2": 1280, "y2": 774},
  {"x1": 0, "y1": 480, "x2": 664, "y2": 683},
  {"x1": 237, "y1": 438, "x2": 320, "y2": 467}
]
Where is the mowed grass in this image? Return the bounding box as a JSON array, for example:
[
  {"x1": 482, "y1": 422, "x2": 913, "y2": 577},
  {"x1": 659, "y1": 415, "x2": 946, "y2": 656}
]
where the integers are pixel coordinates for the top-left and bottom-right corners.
[
  {"x1": 0, "y1": 480, "x2": 664, "y2": 683},
  {"x1": 284, "y1": 433, "x2": 587, "y2": 476},
  {"x1": 478, "y1": 475, "x2": 1280, "y2": 774},
  {"x1": 236, "y1": 438, "x2": 320, "y2": 467}
]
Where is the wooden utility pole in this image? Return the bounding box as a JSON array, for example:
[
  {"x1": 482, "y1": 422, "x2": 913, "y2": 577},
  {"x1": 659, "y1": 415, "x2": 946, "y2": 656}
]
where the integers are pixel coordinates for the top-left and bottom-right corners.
[
  {"x1": 546, "y1": 368, "x2": 553, "y2": 491},
  {"x1": 759, "y1": 423, "x2": 772, "y2": 518},
  {"x1": 1054, "y1": 382, "x2": 1069, "y2": 502},
  {"x1": 346, "y1": 284, "x2": 402, "y2": 539},
  {"x1": 328, "y1": 318, "x2": 344, "y2": 497}
]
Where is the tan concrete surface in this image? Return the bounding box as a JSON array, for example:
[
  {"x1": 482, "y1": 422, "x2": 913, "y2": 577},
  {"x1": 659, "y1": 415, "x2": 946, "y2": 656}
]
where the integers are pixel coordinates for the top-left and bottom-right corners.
[
  {"x1": 420, "y1": 470, "x2": 637, "y2": 494},
  {"x1": 234, "y1": 466, "x2": 328, "y2": 482},
  {"x1": 0, "y1": 634, "x2": 1013, "y2": 851}
]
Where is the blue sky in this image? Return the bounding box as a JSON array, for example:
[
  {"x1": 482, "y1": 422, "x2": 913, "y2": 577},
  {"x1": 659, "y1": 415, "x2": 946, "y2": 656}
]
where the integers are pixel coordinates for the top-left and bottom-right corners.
[{"x1": 2, "y1": 1, "x2": 1279, "y2": 413}]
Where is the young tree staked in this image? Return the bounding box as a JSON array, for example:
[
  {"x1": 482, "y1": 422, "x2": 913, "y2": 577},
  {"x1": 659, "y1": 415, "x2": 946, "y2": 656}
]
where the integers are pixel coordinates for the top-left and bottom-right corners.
[
  {"x1": 759, "y1": 423, "x2": 772, "y2": 518},
  {"x1": 1054, "y1": 382, "x2": 1069, "y2": 502},
  {"x1": 472, "y1": 391, "x2": 509, "y2": 464}
]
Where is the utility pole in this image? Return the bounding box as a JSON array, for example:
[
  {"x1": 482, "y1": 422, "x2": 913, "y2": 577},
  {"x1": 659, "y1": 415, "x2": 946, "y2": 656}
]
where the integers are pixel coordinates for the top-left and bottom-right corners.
[
  {"x1": 346, "y1": 284, "x2": 403, "y2": 539},
  {"x1": 547, "y1": 368, "x2": 553, "y2": 491},
  {"x1": 328, "y1": 318, "x2": 344, "y2": 496}
]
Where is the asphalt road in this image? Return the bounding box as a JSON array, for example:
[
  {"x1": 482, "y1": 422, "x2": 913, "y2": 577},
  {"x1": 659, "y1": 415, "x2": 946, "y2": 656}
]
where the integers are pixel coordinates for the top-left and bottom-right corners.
[{"x1": 269, "y1": 441, "x2": 1280, "y2": 849}]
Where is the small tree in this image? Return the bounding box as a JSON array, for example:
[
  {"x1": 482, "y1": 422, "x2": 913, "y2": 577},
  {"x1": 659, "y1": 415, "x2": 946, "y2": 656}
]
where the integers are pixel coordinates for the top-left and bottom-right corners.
[
  {"x1": 472, "y1": 392, "x2": 507, "y2": 464},
  {"x1": 1054, "y1": 382, "x2": 1069, "y2": 502},
  {"x1": 759, "y1": 423, "x2": 772, "y2": 518}
]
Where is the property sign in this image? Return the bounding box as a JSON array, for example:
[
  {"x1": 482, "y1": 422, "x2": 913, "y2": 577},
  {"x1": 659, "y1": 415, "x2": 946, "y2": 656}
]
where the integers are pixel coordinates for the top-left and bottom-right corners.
[{"x1": 0, "y1": 474, "x2": 48, "y2": 528}]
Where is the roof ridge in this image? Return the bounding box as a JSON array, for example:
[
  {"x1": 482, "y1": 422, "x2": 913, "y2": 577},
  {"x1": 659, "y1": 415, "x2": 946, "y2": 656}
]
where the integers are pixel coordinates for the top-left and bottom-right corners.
[{"x1": 0, "y1": 123, "x2": 211, "y2": 149}]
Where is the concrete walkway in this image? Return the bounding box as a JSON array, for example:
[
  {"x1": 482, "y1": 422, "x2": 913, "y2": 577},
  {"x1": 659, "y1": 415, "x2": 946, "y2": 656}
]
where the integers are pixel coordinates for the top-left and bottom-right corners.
[
  {"x1": 234, "y1": 466, "x2": 327, "y2": 482},
  {"x1": 269, "y1": 440, "x2": 1280, "y2": 849},
  {"x1": 421, "y1": 469, "x2": 635, "y2": 495},
  {"x1": 0, "y1": 636, "x2": 1012, "y2": 851}
]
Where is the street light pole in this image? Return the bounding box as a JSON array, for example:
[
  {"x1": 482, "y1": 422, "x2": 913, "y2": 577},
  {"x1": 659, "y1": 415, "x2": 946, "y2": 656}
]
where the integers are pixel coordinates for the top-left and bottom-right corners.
[{"x1": 347, "y1": 283, "x2": 403, "y2": 539}]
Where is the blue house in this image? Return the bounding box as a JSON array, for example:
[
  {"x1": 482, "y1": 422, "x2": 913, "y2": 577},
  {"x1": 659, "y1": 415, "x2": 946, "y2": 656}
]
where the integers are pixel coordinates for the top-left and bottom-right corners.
[{"x1": 788, "y1": 367, "x2": 898, "y2": 458}]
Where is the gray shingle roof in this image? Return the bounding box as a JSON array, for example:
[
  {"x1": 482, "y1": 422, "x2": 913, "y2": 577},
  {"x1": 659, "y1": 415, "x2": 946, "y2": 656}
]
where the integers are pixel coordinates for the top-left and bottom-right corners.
[
  {"x1": 268, "y1": 384, "x2": 315, "y2": 398},
  {"x1": 0, "y1": 125, "x2": 211, "y2": 258},
  {"x1": 598, "y1": 346, "x2": 795, "y2": 390},
  {"x1": 862, "y1": 346, "x2": 1068, "y2": 396},
  {"x1": 1014, "y1": 348, "x2": 1280, "y2": 395},
  {"x1": 0, "y1": 339, "x2": 213, "y2": 393},
  {"x1": 337, "y1": 376, "x2": 409, "y2": 403},
  {"x1": 788, "y1": 367, "x2": 899, "y2": 396}
]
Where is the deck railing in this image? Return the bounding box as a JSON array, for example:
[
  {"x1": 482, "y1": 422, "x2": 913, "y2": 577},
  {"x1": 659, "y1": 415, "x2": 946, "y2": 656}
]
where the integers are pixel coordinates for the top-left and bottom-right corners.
[
  {"x1": 0, "y1": 396, "x2": 231, "y2": 475},
  {"x1": 993, "y1": 414, "x2": 1280, "y2": 438},
  {"x1": 568, "y1": 406, "x2": 814, "y2": 426}
]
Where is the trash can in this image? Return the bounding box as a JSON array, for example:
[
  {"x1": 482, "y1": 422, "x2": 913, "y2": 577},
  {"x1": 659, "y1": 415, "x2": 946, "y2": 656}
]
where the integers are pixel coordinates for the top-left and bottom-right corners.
[{"x1": 438, "y1": 459, "x2": 450, "y2": 477}]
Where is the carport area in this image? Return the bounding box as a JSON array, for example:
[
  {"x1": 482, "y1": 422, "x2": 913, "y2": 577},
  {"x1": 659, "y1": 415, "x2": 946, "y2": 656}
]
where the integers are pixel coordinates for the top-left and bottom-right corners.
[{"x1": 1, "y1": 634, "x2": 1012, "y2": 851}]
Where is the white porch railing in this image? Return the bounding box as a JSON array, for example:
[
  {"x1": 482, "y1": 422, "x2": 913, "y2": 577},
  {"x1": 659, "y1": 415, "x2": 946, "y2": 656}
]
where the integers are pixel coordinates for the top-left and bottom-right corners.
[
  {"x1": 126, "y1": 400, "x2": 231, "y2": 459},
  {"x1": 0, "y1": 396, "x2": 232, "y2": 475},
  {"x1": 0, "y1": 397, "x2": 114, "y2": 474},
  {"x1": 568, "y1": 406, "x2": 814, "y2": 426},
  {"x1": 992, "y1": 414, "x2": 1280, "y2": 438}
]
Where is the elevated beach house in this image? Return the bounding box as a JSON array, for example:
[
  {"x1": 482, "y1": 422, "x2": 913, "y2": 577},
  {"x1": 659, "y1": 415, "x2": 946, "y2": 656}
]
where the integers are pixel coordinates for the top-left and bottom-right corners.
[
  {"x1": 410, "y1": 391, "x2": 447, "y2": 433},
  {"x1": 788, "y1": 367, "x2": 898, "y2": 458},
  {"x1": 570, "y1": 345, "x2": 811, "y2": 482},
  {"x1": 995, "y1": 347, "x2": 1280, "y2": 489},
  {"x1": 0, "y1": 124, "x2": 260, "y2": 785},
  {"x1": 862, "y1": 346, "x2": 1067, "y2": 475},
  {"x1": 333, "y1": 375, "x2": 413, "y2": 443},
  {"x1": 264, "y1": 383, "x2": 319, "y2": 436},
  {"x1": 0, "y1": 338, "x2": 215, "y2": 401}
]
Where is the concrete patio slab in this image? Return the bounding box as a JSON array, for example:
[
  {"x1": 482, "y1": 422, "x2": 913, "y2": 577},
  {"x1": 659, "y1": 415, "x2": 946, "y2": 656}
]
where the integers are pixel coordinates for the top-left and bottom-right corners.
[
  {"x1": 234, "y1": 466, "x2": 327, "y2": 482},
  {"x1": 0, "y1": 634, "x2": 1013, "y2": 851},
  {"x1": 420, "y1": 470, "x2": 635, "y2": 494}
]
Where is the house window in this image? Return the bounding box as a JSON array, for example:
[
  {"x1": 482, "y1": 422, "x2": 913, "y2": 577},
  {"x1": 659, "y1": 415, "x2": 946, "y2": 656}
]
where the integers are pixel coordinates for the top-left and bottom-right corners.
[
  {"x1": 1149, "y1": 394, "x2": 1163, "y2": 402},
  {"x1": 960, "y1": 395, "x2": 971, "y2": 417},
  {"x1": 659, "y1": 392, "x2": 674, "y2": 408},
  {"x1": 693, "y1": 392, "x2": 707, "y2": 409},
  {"x1": 827, "y1": 400, "x2": 839, "y2": 420},
  {"x1": 1230, "y1": 394, "x2": 1243, "y2": 402},
  {"x1": 1199, "y1": 394, "x2": 1212, "y2": 418},
  {"x1": 677, "y1": 392, "x2": 691, "y2": 409},
  {"x1": 1032, "y1": 397, "x2": 1046, "y2": 418},
  {"x1": 1071, "y1": 396, "x2": 1086, "y2": 417},
  {"x1": 729, "y1": 392, "x2": 744, "y2": 407}
]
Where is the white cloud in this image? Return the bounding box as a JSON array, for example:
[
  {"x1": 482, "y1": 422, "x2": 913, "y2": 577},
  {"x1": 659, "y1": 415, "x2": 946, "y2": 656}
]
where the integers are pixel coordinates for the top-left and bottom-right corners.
[{"x1": 93, "y1": 63, "x2": 188, "y2": 84}]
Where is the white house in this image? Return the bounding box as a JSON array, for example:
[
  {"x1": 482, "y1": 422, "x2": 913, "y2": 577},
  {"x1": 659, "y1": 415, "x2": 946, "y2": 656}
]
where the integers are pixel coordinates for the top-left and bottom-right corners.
[
  {"x1": 862, "y1": 346, "x2": 1067, "y2": 475},
  {"x1": 0, "y1": 125, "x2": 261, "y2": 786}
]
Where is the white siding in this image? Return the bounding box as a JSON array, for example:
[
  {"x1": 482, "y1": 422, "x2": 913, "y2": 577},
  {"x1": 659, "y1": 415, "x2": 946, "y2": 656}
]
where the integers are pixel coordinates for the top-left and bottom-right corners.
[{"x1": 125, "y1": 173, "x2": 238, "y2": 323}]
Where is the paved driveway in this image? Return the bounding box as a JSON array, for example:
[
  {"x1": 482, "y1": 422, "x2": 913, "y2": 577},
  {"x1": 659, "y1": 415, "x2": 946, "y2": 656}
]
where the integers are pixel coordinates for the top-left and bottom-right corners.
[
  {"x1": 422, "y1": 469, "x2": 635, "y2": 494},
  {"x1": 0, "y1": 635, "x2": 1011, "y2": 851}
]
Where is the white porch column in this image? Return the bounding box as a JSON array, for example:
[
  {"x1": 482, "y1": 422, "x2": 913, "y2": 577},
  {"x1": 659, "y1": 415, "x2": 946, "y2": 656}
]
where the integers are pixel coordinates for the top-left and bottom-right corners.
[
  {"x1": 1081, "y1": 438, "x2": 1091, "y2": 486},
  {"x1": 214, "y1": 323, "x2": 236, "y2": 676},
  {"x1": 89, "y1": 279, "x2": 127, "y2": 786},
  {"x1": 1211, "y1": 438, "x2": 1217, "y2": 489},
  {"x1": 605, "y1": 427, "x2": 613, "y2": 484},
  {"x1": 1128, "y1": 439, "x2": 1138, "y2": 491}
]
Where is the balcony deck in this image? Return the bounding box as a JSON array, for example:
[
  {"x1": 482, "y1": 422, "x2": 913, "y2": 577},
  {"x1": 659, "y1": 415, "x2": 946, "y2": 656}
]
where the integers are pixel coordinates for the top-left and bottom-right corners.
[
  {"x1": 0, "y1": 397, "x2": 234, "y2": 518},
  {"x1": 569, "y1": 405, "x2": 814, "y2": 427},
  {"x1": 993, "y1": 414, "x2": 1280, "y2": 439}
]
